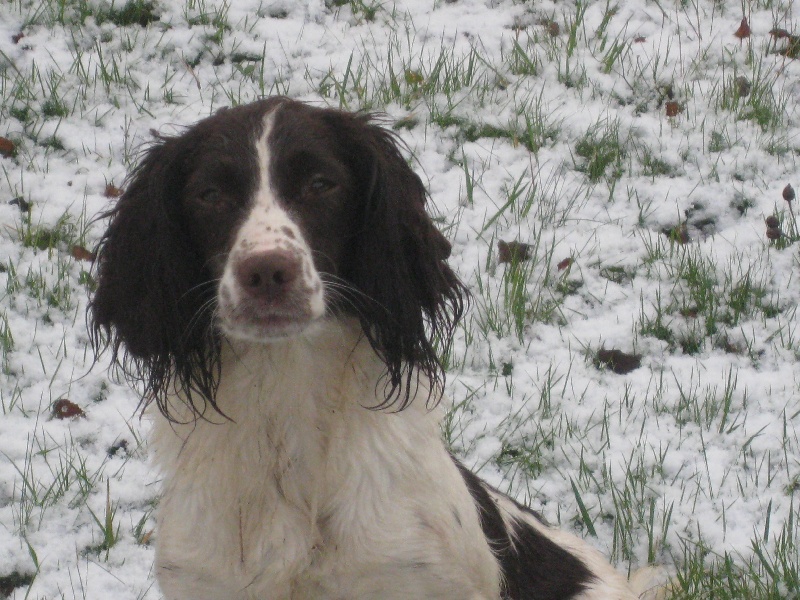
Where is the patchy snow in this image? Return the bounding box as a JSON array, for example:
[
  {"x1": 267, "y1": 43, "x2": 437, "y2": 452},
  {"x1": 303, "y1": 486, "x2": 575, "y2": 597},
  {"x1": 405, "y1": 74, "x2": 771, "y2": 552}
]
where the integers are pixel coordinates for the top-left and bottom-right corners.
[{"x1": 1, "y1": 0, "x2": 799, "y2": 597}]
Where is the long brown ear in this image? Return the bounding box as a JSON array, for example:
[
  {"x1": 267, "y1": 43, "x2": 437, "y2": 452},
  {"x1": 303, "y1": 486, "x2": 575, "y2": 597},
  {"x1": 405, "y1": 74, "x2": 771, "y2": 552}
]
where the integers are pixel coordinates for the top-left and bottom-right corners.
[
  {"x1": 89, "y1": 136, "x2": 220, "y2": 418},
  {"x1": 334, "y1": 113, "x2": 468, "y2": 408}
]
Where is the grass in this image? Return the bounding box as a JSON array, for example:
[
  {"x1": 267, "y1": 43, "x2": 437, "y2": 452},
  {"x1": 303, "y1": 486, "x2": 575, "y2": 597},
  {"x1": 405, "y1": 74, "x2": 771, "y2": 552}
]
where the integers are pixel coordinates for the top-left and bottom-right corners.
[
  {"x1": 86, "y1": 480, "x2": 121, "y2": 559},
  {"x1": 574, "y1": 117, "x2": 628, "y2": 183},
  {"x1": 637, "y1": 244, "x2": 782, "y2": 357},
  {"x1": 1, "y1": 0, "x2": 799, "y2": 597},
  {"x1": 0, "y1": 312, "x2": 13, "y2": 374}
]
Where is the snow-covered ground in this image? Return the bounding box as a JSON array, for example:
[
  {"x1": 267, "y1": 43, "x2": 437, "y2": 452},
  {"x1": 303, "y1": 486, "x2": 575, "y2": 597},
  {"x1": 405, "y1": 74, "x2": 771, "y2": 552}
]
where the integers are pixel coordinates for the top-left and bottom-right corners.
[{"x1": 1, "y1": 0, "x2": 799, "y2": 597}]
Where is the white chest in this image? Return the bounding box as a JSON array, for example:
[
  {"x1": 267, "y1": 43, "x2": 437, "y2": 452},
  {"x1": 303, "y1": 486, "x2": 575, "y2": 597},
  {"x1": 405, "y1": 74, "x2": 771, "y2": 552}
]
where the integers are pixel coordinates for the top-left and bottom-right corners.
[{"x1": 149, "y1": 330, "x2": 500, "y2": 600}]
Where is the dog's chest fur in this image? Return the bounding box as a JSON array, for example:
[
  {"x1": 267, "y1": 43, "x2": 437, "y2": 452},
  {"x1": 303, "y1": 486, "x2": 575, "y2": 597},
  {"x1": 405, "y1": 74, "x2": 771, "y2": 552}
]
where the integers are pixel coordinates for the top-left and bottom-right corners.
[{"x1": 151, "y1": 324, "x2": 500, "y2": 600}]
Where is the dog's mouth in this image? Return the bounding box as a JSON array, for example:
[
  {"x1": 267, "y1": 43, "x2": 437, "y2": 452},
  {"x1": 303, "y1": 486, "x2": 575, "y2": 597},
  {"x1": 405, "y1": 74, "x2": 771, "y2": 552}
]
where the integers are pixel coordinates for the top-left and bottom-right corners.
[
  {"x1": 217, "y1": 292, "x2": 319, "y2": 343},
  {"x1": 218, "y1": 302, "x2": 318, "y2": 342}
]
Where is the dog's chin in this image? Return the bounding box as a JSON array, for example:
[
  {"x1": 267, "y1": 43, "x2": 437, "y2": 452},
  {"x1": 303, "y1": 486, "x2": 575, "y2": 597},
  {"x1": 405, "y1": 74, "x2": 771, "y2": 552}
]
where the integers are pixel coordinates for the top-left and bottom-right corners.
[{"x1": 219, "y1": 313, "x2": 318, "y2": 343}]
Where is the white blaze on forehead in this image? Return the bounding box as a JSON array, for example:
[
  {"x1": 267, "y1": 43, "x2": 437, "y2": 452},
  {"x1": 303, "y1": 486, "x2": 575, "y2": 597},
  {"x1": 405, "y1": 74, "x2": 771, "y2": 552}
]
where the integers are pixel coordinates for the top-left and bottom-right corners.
[
  {"x1": 216, "y1": 106, "x2": 327, "y2": 336},
  {"x1": 254, "y1": 110, "x2": 276, "y2": 210},
  {"x1": 238, "y1": 109, "x2": 305, "y2": 250}
]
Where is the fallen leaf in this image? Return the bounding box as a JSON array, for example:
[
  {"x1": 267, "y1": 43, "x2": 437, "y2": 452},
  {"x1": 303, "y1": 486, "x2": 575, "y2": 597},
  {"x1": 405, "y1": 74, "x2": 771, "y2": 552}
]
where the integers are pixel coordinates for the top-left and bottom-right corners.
[
  {"x1": 595, "y1": 348, "x2": 642, "y2": 375},
  {"x1": 498, "y1": 240, "x2": 532, "y2": 264},
  {"x1": 52, "y1": 399, "x2": 86, "y2": 420},
  {"x1": 0, "y1": 137, "x2": 15, "y2": 158},
  {"x1": 557, "y1": 257, "x2": 572, "y2": 271},
  {"x1": 770, "y1": 28, "x2": 791, "y2": 40},
  {"x1": 665, "y1": 101, "x2": 682, "y2": 117},
  {"x1": 734, "y1": 17, "x2": 751, "y2": 39},
  {"x1": 71, "y1": 245, "x2": 96, "y2": 262},
  {"x1": 104, "y1": 183, "x2": 123, "y2": 198}
]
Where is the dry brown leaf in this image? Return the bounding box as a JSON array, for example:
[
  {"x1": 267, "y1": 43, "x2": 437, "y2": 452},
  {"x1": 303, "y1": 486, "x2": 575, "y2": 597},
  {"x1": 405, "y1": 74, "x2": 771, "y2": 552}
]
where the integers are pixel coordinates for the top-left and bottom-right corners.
[
  {"x1": 734, "y1": 17, "x2": 751, "y2": 39},
  {"x1": 0, "y1": 137, "x2": 15, "y2": 158},
  {"x1": 498, "y1": 240, "x2": 532, "y2": 264},
  {"x1": 52, "y1": 399, "x2": 86, "y2": 420},
  {"x1": 595, "y1": 349, "x2": 642, "y2": 375},
  {"x1": 665, "y1": 101, "x2": 682, "y2": 117},
  {"x1": 71, "y1": 245, "x2": 96, "y2": 262},
  {"x1": 104, "y1": 183, "x2": 123, "y2": 198}
]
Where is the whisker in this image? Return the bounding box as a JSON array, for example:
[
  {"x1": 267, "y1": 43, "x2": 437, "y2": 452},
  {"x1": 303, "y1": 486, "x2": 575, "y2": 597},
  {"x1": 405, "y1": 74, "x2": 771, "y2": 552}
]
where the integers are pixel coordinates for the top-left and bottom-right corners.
[
  {"x1": 182, "y1": 278, "x2": 220, "y2": 300},
  {"x1": 320, "y1": 273, "x2": 391, "y2": 315},
  {"x1": 183, "y1": 295, "x2": 219, "y2": 346},
  {"x1": 323, "y1": 285, "x2": 369, "y2": 322}
]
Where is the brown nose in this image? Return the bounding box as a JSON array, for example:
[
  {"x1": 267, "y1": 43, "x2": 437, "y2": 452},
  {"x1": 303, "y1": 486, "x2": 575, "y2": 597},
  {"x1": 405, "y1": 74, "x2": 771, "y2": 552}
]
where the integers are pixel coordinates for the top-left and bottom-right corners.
[{"x1": 235, "y1": 251, "x2": 301, "y2": 300}]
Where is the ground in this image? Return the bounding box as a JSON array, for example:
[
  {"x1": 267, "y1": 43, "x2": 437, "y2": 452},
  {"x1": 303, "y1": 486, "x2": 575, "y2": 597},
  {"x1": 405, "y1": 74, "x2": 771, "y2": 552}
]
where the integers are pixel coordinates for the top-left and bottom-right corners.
[{"x1": 0, "y1": 0, "x2": 799, "y2": 597}]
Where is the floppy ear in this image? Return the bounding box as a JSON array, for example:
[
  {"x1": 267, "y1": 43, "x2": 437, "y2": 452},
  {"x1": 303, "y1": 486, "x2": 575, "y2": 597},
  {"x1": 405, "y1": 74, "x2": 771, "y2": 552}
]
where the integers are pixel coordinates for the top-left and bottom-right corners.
[
  {"x1": 342, "y1": 115, "x2": 467, "y2": 408},
  {"x1": 89, "y1": 136, "x2": 219, "y2": 417}
]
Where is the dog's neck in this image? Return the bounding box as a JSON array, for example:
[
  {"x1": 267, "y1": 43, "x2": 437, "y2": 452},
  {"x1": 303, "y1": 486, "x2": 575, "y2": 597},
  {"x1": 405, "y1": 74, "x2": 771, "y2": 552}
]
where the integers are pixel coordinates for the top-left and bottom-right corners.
[
  {"x1": 151, "y1": 319, "x2": 435, "y2": 510},
  {"x1": 220, "y1": 320, "x2": 380, "y2": 416}
]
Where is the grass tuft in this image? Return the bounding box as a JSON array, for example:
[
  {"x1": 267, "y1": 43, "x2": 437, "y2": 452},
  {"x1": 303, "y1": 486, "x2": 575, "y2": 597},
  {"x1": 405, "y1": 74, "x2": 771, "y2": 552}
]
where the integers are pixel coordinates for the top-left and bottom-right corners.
[{"x1": 574, "y1": 119, "x2": 626, "y2": 182}]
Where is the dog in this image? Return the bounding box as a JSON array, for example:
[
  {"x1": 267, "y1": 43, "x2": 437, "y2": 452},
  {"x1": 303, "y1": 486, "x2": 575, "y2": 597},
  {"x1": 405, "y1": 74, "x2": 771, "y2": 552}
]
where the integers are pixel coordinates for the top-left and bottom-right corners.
[{"x1": 90, "y1": 97, "x2": 664, "y2": 599}]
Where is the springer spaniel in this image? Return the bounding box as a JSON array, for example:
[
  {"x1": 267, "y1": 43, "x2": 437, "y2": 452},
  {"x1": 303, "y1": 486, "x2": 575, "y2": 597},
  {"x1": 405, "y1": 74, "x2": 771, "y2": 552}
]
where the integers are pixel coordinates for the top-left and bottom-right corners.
[{"x1": 91, "y1": 97, "x2": 664, "y2": 600}]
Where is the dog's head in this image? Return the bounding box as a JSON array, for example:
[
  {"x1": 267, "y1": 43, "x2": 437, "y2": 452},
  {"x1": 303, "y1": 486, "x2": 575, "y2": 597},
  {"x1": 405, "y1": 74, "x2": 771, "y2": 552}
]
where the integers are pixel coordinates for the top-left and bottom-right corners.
[{"x1": 90, "y1": 97, "x2": 466, "y2": 416}]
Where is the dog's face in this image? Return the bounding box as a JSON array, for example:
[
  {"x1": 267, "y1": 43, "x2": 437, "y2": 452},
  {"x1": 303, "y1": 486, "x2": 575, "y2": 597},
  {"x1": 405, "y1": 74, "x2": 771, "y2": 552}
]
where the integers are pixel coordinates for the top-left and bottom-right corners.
[
  {"x1": 90, "y1": 97, "x2": 466, "y2": 413},
  {"x1": 179, "y1": 101, "x2": 362, "y2": 341}
]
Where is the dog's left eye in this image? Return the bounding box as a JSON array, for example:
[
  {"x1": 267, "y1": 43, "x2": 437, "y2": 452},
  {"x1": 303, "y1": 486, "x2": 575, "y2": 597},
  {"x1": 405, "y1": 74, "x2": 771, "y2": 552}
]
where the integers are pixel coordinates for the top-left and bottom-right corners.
[{"x1": 308, "y1": 175, "x2": 336, "y2": 194}]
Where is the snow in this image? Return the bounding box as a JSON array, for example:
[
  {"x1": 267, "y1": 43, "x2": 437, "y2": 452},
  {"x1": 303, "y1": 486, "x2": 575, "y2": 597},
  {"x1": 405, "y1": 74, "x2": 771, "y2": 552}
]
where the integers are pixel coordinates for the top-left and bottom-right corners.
[{"x1": 1, "y1": 0, "x2": 799, "y2": 597}]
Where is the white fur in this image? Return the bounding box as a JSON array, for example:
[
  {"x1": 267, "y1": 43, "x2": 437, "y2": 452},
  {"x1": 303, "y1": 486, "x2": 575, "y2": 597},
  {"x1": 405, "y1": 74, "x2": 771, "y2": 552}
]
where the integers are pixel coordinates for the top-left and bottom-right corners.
[{"x1": 152, "y1": 324, "x2": 500, "y2": 599}]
